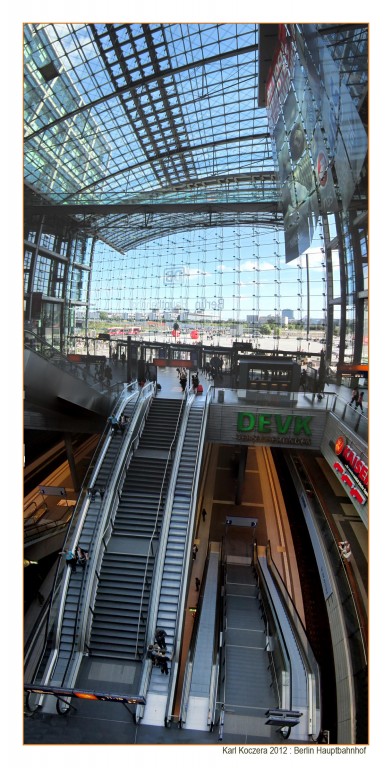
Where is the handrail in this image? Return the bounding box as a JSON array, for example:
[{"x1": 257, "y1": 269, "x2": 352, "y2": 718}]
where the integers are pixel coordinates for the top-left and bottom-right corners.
[
  {"x1": 25, "y1": 328, "x2": 129, "y2": 402},
  {"x1": 265, "y1": 544, "x2": 321, "y2": 685},
  {"x1": 252, "y1": 556, "x2": 289, "y2": 708},
  {"x1": 24, "y1": 384, "x2": 145, "y2": 690},
  {"x1": 134, "y1": 391, "x2": 194, "y2": 717},
  {"x1": 53, "y1": 377, "x2": 151, "y2": 690},
  {"x1": 58, "y1": 564, "x2": 91, "y2": 690},
  {"x1": 164, "y1": 385, "x2": 214, "y2": 723},
  {"x1": 24, "y1": 329, "x2": 100, "y2": 389},
  {"x1": 145, "y1": 393, "x2": 194, "y2": 641},
  {"x1": 178, "y1": 542, "x2": 222, "y2": 727},
  {"x1": 56, "y1": 386, "x2": 155, "y2": 692},
  {"x1": 253, "y1": 544, "x2": 316, "y2": 724},
  {"x1": 134, "y1": 390, "x2": 188, "y2": 658},
  {"x1": 24, "y1": 516, "x2": 71, "y2": 544},
  {"x1": 24, "y1": 500, "x2": 38, "y2": 520},
  {"x1": 73, "y1": 385, "x2": 156, "y2": 676},
  {"x1": 263, "y1": 542, "x2": 320, "y2": 733},
  {"x1": 287, "y1": 453, "x2": 368, "y2": 664},
  {"x1": 215, "y1": 562, "x2": 229, "y2": 732}
]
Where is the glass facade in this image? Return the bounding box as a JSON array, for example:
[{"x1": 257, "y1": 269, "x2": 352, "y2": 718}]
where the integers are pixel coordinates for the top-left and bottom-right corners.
[{"x1": 23, "y1": 23, "x2": 368, "y2": 381}]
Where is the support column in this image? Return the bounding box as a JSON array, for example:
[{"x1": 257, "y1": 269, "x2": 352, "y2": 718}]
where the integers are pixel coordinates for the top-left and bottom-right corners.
[
  {"x1": 235, "y1": 445, "x2": 248, "y2": 505},
  {"x1": 64, "y1": 434, "x2": 80, "y2": 492}
]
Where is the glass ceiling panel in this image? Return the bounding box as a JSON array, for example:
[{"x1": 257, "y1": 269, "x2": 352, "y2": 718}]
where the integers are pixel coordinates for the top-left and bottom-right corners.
[
  {"x1": 24, "y1": 23, "x2": 268, "y2": 206},
  {"x1": 24, "y1": 22, "x2": 367, "y2": 254}
]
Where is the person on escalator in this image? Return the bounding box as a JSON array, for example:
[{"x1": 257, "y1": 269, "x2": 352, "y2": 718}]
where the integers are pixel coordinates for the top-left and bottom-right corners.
[
  {"x1": 155, "y1": 628, "x2": 167, "y2": 649},
  {"x1": 107, "y1": 414, "x2": 120, "y2": 432},
  {"x1": 60, "y1": 549, "x2": 78, "y2": 573},
  {"x1": 76, "y1": 546, "x2": 89, "y2": 569},
  {"x1": 147, "y1": 644, "x2": 168, "y2": 675}
]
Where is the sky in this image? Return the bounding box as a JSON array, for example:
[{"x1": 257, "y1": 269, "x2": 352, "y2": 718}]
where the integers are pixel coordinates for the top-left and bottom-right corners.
[{"x1": 90, "y1": 225, "x2": 329, "y2": 321}]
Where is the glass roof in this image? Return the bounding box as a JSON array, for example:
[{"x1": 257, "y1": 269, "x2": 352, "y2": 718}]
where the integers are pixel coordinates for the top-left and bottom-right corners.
[{"x1": 24, "y1": 22, "x2": 368, "y2": 253}]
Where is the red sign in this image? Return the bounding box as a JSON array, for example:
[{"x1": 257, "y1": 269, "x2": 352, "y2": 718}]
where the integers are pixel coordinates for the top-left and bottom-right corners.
[
  {"x1": 335, "y1": 437, "x2": 368, "y2": 488},
  {"x1": 333, "y1": 436, "x2": 368, "y2": 505}
]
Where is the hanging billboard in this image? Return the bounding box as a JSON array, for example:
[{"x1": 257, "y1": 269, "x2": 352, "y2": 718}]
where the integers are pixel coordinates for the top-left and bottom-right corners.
[{"x1": 266, "y1": 24, "x2": 367, "y2": 263}]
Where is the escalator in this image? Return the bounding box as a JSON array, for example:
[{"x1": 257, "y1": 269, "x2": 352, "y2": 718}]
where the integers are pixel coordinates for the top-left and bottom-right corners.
[
  {"x1": 25, "y1": 390, "x2": 145, "y2": 688},
  {"x1": 27, "y1": 390, "x2": 209, "y2": 722},
  {"x1": 88, "y1": 398, "x2": 184, "y2": 660},
  {"x1": 24, "y1": 330, "x2": 116, "y2": 431},
  {"x1": 272, "y1": 448, "x2": 338, "y2": 741},
  {"x1": 140, "y1": 397, "x2": 207, "y2": 725},
  {"x1": 218, "y1": 562, "x2": 278, "y2": 739}
]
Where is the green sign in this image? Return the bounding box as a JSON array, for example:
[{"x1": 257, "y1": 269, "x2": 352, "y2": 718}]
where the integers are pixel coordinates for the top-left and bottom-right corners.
[
  {"x1": 235, "y1": 411, "x2": 313, "y2": 446},
  {"x1": 237, "y1": 412, "x2": 312, "y2": 436}
]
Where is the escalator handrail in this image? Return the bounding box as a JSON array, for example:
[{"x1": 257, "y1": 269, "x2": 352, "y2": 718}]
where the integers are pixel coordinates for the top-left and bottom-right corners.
[
  {"x1": 287, "y1": 452, "x2": 368, "y2": 664},
  {"x1": 24, "y1": 385, "x2": 145, "y2": 687},
  {"x1": 254, "y1": 543, "x2": 316, "y2": 715},
  {"x1": 164, "y1": 385, "x2": 214, "y2": 722},
  {"x1": 67, "y1": 385, "x2": 157, "y2": 684},
  {"x1": 134, "y1": 391, "x2": 188, "y2": 657},
  {"x1": 147, "y1": 394, "x2": 193, "y2": 634},
  {"x1": 24, "y1": 329, "x2": 99, "y2": 389}
]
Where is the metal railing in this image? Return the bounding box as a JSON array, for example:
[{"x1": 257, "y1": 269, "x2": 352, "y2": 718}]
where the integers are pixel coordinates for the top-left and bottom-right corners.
[
  {"x1": 134, "y1": 392, "x2": 188, "y2": 658},
  {"x1": 24, "y1": 383, "x2": 145, "y2": 694},
  {"x1": 24, "y1": 328, "x2": 125, "y2": 399},
  {"x1": 164, "y1": 385, "x2": 214, "y2": 724}
]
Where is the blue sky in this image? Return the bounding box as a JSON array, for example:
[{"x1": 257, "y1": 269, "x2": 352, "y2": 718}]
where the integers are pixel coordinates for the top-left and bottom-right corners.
[{"x1": 90, "y1": 224, "x2": 328, "y2": 321}]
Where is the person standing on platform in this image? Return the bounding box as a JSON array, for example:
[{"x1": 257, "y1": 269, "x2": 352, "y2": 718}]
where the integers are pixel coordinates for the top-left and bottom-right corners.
[
  {"x1": 349, "y1": 388, "x2": 359, "y2": 407},
  {"x1": 355, "y1": 392, "x2": 364, "y2": 412},
  {"x1": 202, "y1": 508, "x2": 207, "y2": 523},
  {"x1": 180, "y1": 371, "x2": 187, "y2": 392},
  {"x1": 192, "y1": 544, "x2": 198, "y2": 561},
  {"x1": 195, "y1": 577, "x2": 200, "y2": 592}
]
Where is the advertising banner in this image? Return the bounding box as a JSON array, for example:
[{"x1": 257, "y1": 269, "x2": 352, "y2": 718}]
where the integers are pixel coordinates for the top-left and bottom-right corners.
[{"x1": 266, "y1": 24, "x2": 367, "y2": 261}]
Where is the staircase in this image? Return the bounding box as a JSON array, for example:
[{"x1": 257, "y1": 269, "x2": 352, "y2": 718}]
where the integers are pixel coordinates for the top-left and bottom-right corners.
[{"x1": 89, "y1": 398, "x2": 183, "y2": 660}]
